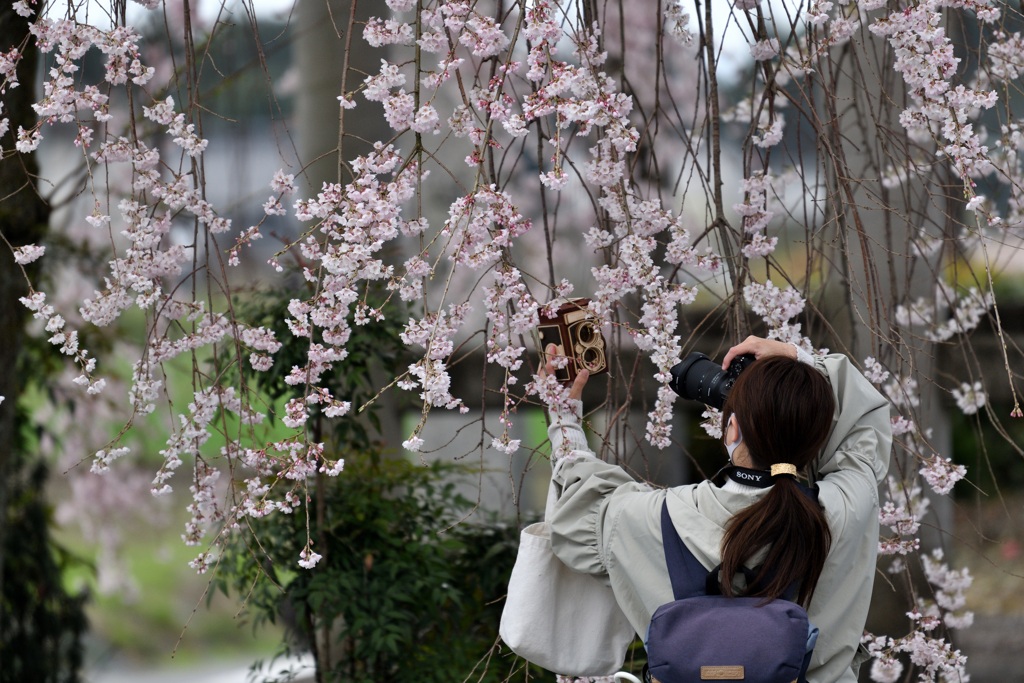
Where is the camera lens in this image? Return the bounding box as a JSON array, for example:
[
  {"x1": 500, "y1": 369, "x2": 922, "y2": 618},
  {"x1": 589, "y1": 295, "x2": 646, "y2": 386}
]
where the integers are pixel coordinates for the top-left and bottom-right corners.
[
  {"x1": 669, "y1": 352, "x2": 732, "y2": 409},
  {"x1": 580, "y1": 346, "x2": 602, "y2": 371},
  {"x1": 576, "y1": 322, "x2": 595, "y2": 344},
  {"x1": 669, "y1": 352, "x2": 757, "y2": 409}
]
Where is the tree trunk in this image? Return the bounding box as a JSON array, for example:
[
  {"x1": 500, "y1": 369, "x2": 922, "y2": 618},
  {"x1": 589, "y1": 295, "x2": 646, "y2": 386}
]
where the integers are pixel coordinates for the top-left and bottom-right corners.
[
  {"x1": 293, "y1": 1, "x2": 399, "y2": 675},
  {"x1": 0, "y1": 3, "x2": 51, "y2": 646}
]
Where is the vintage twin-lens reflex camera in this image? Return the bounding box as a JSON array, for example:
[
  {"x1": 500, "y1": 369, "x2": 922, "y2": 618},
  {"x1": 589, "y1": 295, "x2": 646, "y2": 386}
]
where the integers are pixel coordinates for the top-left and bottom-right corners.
[
  {"x1": 538, "y1": 298, "x2": 609, "y2": 384},
  {"x1": 669, "y1": 351, "x2": 756, "y2": 410}
]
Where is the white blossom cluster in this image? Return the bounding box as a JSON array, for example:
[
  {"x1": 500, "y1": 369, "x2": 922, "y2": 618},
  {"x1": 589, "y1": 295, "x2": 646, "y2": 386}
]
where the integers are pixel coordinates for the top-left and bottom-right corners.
[
  {"x1": 663, "y1": 1, "x2": 694, "y2": 47},
  {"x1": 863, "y1": 630, "x2": 968, "y2": 683},
  {"x1": 733, "y1": 173, "x2": 779, "y2": 258},
  {"x1": 743, "y1": 280, "x2": 810, "y2": 348},
  {"x1": 896, "y1": 284, "x2": 993, "y2": 343},
  {"x1": 862, "y1": 545, "x2": 974, "y2": 681},
  {"x1": 870, "y1": 0, "x2": 999, "y2": 181},
  {"x1": 920, "y1": 454, "x2": 968, "y2": 496},
  {"x1": 952, "y1": 381, "x2": 986, "y2": 415},
  {"x1": 879, "y1": 476, "x2": 929, "y2": 557}
]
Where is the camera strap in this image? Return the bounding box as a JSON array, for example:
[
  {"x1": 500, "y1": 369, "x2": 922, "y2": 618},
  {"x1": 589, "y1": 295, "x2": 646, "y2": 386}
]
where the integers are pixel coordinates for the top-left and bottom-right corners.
[{"x1": 713, "y1": 465, "x2": 773, "y2": 489}]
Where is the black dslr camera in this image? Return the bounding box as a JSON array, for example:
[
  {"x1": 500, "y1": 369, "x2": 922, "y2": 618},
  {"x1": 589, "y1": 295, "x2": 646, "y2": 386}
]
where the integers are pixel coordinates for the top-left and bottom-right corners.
[{"x1": 669, "y1": 352, "x2": 756, "y2": 409}]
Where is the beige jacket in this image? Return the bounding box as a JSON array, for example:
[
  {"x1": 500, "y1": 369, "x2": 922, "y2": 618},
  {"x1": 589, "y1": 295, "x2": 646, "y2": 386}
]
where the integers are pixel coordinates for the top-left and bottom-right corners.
[{"x1": 548, "y1": 353, "x2": 892, "y2": 683}]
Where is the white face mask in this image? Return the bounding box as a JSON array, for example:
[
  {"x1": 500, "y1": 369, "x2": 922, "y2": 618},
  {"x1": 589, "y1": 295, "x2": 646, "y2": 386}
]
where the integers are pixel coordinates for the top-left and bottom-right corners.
[{"x1": 724, "y1": 415, "x2": 743, "y2": 463}]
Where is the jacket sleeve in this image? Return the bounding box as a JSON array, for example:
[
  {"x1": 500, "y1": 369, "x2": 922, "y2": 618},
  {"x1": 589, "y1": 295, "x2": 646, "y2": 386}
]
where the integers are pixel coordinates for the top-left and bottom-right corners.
[
  {"x1": 812, "y1": 354, "x2": 893, "y2": 515},
  {"x1": 545, "y1": 406, "x2": 650, "y2": 577}
]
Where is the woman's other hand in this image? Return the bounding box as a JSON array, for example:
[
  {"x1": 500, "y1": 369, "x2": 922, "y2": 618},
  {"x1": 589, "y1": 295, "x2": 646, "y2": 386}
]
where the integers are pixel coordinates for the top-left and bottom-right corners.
[
  {"x1": 722, "y1": 335, "x2": 797, "y2": 370},
  {"x1": 542, "y1": 343, "x2": 590, "y2": 401}
]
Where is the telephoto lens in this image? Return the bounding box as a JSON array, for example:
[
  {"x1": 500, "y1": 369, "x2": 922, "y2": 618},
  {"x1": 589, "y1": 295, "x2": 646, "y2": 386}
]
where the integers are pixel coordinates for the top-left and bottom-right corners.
[{"x1": 668, "y1": 352, "x2": 756, "y2": 409}]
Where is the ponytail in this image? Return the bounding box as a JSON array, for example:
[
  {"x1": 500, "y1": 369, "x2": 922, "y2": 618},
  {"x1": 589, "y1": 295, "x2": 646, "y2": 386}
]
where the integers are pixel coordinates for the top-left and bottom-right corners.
[
  {"x1": 719, "y1": 476, "x2": 831, "y2": 605},
  {"x1": 719, "y1": 356, "x2": 836, "y2": 606}
]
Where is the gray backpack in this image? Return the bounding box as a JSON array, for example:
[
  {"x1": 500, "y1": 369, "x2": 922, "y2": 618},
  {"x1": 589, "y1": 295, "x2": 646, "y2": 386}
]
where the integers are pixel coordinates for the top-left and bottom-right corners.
[{"x1": 643, "y1": 501, "x2": 818, "y2": 683}]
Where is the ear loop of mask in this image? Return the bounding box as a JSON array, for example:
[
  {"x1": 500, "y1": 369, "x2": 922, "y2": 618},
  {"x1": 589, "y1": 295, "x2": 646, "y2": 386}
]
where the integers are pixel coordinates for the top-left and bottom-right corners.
[{"x1": 725, "y1": 415, "x2": 743, "y2": 463}]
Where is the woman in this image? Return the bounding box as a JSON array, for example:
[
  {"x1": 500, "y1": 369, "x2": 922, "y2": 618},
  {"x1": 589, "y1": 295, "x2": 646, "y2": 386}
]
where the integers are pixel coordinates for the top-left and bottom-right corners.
[{"x1": 544, "y1": 336, "x2": 892, "y2": 683}]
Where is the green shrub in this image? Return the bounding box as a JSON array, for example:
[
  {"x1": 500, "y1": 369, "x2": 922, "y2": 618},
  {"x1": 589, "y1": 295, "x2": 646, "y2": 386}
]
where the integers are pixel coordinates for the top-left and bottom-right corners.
[{"x1": 216, "y1": 453, "x2": 526, "y2": 683}]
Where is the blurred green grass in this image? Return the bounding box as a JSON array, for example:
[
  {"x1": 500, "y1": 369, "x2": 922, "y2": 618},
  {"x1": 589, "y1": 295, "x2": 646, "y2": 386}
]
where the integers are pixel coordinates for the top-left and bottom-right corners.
[
  {"x1": 42, "y1": 332, "x2": 294, "y2": 668},
  {"x1": 60, "y1": 500, "x2": 286, "y2": 668}
]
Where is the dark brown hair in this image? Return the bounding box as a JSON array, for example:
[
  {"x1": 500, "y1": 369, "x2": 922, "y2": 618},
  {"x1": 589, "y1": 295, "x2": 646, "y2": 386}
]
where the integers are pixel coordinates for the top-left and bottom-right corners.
[{"x1": 719, "y1": 355, "x2": 836, "y2": 605}]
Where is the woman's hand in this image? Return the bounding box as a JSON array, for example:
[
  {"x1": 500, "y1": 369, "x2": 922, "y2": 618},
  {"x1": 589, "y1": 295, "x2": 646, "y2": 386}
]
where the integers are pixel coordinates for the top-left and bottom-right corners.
[
  {"x1": 542, "y1": 343, "x2": 590, "y2": 400},
  {"x1": 722, "y1": 335, "x2": 797, "y2": 370}
]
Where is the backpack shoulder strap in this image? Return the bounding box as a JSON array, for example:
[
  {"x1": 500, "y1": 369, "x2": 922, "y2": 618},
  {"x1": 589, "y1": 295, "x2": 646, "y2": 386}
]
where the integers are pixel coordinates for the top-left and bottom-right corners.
[
  {"x1": 799, "y1": 483, "x2": 819, "y2": 502},
  {"x1": 660, "y1": 499, "x2": 709, "y2": 600},
  {"x1": 661, "y1": 485, "x2": 821, "y2": 603}
]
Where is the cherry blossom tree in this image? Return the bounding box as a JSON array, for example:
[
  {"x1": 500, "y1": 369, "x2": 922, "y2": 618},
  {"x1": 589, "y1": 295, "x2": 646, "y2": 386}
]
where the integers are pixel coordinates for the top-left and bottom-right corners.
[{"x1": 3, "y1": 0, "x2": 1023, "y2": 680}]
